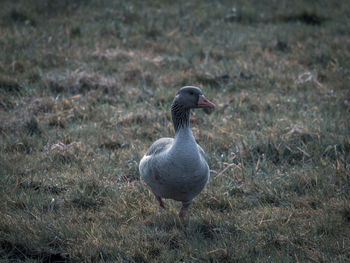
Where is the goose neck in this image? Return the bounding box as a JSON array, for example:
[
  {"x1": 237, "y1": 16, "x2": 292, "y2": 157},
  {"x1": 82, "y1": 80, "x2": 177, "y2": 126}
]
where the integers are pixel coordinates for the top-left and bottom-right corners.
[{"x1": 171, "y1": 102, "x2": 190, "y2": 133}]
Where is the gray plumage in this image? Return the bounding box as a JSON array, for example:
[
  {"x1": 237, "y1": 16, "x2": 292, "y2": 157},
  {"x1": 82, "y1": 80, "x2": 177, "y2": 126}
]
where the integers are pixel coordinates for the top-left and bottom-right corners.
[{"x1": 139, "y1": 86, "x2": 215, "y2": 217}]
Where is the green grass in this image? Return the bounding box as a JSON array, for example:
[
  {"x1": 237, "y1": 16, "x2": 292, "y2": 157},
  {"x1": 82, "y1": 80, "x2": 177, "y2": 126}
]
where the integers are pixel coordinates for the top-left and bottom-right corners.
[{"x1": 1, "y1": 0, "x2": 349, "y2": 262}]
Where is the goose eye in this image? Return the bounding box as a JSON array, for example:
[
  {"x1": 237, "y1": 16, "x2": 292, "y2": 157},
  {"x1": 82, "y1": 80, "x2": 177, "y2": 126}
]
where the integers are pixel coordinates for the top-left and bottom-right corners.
[{"x1": 189, "y1": 91, "x2": 194, "y2": 95}]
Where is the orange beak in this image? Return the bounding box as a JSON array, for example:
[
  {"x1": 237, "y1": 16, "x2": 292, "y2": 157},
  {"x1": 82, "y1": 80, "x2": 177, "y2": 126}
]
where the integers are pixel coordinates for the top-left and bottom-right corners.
[{"x1": 197, "y1": 95, "x2": 215, "y2": 108}]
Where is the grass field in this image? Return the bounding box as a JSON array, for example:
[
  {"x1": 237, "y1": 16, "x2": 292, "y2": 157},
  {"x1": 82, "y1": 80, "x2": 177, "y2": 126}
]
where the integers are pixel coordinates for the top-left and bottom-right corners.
[{"x1": 1, "y1": 0, "x2": 350, "y2": 262}]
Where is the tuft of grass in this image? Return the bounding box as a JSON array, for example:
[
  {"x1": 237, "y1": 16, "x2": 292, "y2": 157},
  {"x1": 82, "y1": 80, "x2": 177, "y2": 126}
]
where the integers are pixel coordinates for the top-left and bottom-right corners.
[{"x1": 0, "y1": 0, "x2": 349, "y2": 262}]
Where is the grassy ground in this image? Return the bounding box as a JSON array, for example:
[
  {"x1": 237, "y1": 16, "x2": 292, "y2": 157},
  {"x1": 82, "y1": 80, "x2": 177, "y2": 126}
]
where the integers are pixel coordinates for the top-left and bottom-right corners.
[{"x1": 0, "y1": 0, "x2": 349, "y2": 262}]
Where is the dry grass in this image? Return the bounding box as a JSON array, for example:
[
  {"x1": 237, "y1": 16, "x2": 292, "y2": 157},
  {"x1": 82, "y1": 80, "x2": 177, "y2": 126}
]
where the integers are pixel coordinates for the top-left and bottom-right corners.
[{"x1": 1, "y1": 0, "x2": 350, "y2": 262}]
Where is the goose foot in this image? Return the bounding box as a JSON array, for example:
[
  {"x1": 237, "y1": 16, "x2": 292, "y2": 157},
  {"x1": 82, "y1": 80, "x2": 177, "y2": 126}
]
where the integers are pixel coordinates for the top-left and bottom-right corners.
[
  {"x1": 178, "y1": 207, "x2": 187, "y2": 218},
  {"x1": 155, "y1": 195, "x2": 165, "y2": 208},
  {"x1": 179, "y1": 201, "x2": 192, "y2": 218}
]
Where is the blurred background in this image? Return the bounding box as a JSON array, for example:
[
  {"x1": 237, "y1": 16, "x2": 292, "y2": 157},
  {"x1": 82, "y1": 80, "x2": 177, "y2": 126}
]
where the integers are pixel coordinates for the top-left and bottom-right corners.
[{"x1": 0, "y1": 0, "x2": 349, "y2": 262}]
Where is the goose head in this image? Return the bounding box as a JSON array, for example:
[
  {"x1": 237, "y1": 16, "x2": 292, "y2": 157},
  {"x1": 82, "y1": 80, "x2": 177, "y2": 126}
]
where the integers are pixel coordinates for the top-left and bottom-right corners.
[{"x1": 173, "y1": 86, "x2": 215, "y2": 109}]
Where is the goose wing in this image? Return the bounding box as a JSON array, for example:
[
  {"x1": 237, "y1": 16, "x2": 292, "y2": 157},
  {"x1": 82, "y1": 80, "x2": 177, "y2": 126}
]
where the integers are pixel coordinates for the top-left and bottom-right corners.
[
  {"x1": 145, "y1": 137, "x2": 174, "y2": 156},
  {"x1": 197, "y1": 144, "x2": 207, "y2": 160}
]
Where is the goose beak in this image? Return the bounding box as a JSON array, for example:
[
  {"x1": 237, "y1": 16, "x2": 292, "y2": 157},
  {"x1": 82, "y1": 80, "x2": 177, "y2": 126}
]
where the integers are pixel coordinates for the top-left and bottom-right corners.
[{"x1": 197, "y1": 95, "x2": 215, "y2": 108}]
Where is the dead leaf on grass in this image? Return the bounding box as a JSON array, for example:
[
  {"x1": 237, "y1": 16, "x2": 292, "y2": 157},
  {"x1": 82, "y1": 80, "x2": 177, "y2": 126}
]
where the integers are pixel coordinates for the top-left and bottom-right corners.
[
  {"x1": 44, "y1": 71, "x2": 118, "y2": 94},
  {"x1": 45, "y1": 141, "x2": 84, "y2": 162},
  {"x1": 282, "y1": 125, "x2": 313, "y2": 143}
]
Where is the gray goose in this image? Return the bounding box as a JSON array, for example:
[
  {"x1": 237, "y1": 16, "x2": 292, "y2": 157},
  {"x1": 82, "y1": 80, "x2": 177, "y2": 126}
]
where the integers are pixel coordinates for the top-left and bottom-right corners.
[{"x1": 139, "y1": 86, "x2": 215, "y2": 217}]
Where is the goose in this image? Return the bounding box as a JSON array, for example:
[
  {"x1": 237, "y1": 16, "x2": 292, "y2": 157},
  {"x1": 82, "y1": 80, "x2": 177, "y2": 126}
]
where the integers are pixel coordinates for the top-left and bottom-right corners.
[{"x1": 139, "y1": 86, "x2": 215, "y2": 217}]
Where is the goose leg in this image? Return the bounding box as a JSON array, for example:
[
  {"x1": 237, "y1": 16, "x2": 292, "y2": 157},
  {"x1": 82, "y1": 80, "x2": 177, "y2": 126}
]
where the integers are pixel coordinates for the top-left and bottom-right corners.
[
  {"x1": 179, "y1": 201, "x2": 192, "y2": 218},
  {"x1": 155, "y1": 195, "x2": 165, "y2": 208}
]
